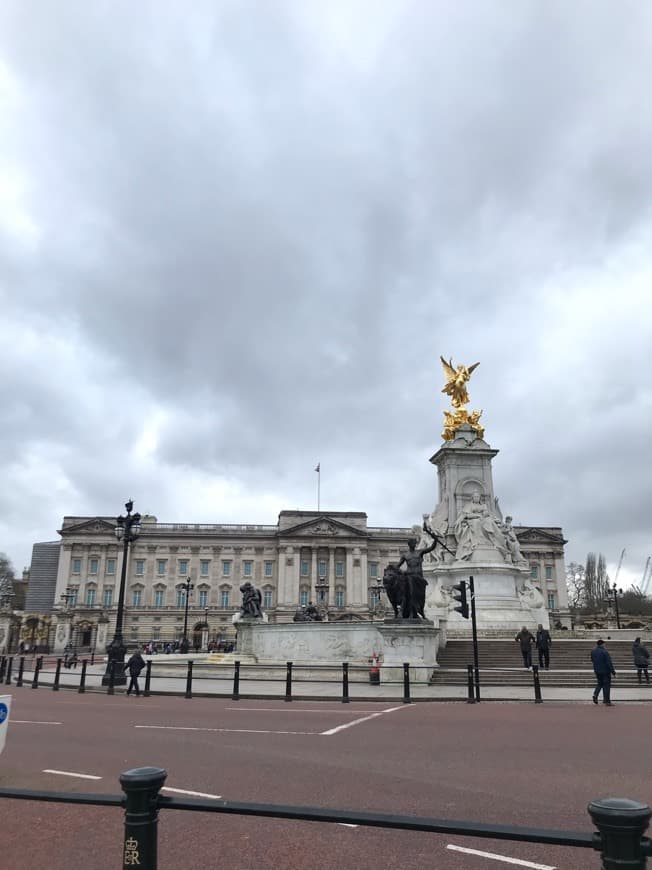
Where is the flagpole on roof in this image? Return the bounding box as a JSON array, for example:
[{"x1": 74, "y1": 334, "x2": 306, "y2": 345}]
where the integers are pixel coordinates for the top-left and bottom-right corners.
[{"x1": 315, "y1": 462, "x2": 320, "y2": 512}]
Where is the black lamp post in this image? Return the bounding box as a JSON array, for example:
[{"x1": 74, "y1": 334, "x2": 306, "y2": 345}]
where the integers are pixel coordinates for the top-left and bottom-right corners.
[
  {"x1": 608, "y1": 583, "x2": 624, "y2": 630},
  {"x1": 180, "y1": 578, "x2": 194, "y2": 653},
  {"x1": 102, "y1": 499, "x2": 141, "y2": 686}
]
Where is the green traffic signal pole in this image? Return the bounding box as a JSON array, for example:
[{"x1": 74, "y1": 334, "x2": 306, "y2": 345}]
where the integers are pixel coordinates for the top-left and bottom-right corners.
[{"x1": 469, "y1": 576, "x2": 480, "y2": 703}]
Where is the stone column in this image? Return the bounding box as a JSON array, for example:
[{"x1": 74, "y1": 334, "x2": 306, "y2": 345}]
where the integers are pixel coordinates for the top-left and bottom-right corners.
[
  {"x1": 53, "y1": 612, "x2": 73, "y2": 653},
  {"x1": 328, "y1": 546, "x2": 335, "y2": 600},
  {"x1": 277, "y1": 546, "x2": 288, "y2": 604},
  {"x1": 345, "y1": 548, "x2": 354, "y2": 607},
  {"x1": 311, "y1": 548, "x2": 317, "y2": 603}
]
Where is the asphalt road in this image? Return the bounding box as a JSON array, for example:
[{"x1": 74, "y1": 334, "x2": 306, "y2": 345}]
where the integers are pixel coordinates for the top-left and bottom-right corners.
[{"x1": 0, "y1": 688, "x2": 650, "y2": 870}]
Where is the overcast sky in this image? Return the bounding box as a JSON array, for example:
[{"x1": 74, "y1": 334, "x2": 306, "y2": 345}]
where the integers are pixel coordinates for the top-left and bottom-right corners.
[{"x1": 1, "y1": 1, "x2": 650, "y2": 589}]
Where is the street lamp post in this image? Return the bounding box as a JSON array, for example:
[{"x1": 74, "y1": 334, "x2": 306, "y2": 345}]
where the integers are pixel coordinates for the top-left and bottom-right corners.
[
  {"x1": 180, "y1": 578, "x2": 194, "y2": 653},
  {"x1": 608, "y1": 583, "x2": 624, "y2": 630},
  {"x1": 102, "y1": 499, "x2": 141, "y2": 686}
]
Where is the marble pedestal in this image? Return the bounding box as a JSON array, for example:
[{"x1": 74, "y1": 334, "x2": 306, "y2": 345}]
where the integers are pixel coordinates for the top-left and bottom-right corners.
[{"x1": 235, "y1": 619, "x2": 441, "y2": 683}]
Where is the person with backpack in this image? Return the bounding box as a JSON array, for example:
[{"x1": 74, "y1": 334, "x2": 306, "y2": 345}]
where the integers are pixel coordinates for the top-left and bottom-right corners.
[{"x1": 632, "y1": 637, "x2": 650, "y2": 685}]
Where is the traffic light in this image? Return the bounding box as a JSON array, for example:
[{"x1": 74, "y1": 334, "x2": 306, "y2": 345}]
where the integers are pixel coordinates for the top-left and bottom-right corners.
[{"x1": 452, "y1": 581, "x2": 469, "y2": 619}]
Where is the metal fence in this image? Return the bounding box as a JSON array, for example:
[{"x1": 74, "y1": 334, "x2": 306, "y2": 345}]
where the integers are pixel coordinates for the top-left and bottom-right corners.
[{"x1": 0, "y1": 765, "x2": 650, "y2": 869}]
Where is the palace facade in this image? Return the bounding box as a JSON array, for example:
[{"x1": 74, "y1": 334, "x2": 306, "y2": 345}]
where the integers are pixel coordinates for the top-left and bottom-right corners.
[{"x1": 17, "y1": 509, "x2": 568, "y2": 652}]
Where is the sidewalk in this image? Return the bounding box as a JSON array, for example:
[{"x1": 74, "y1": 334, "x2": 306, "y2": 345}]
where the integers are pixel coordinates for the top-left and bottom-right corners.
[{"x1": 13, "y1": 664, "x2": 652, "y2": 703}]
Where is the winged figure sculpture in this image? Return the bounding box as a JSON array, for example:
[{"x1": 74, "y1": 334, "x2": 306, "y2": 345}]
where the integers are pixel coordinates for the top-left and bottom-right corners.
[{"x1": 440, "y1": 356, "x2": 480, "y2": 408}]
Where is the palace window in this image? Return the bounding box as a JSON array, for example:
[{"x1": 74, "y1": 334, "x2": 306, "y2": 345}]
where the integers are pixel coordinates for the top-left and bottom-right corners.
[
  {"x1": 85, "y1": 588, "x2": 96, "y2": 607},
  {"x1": 152, "y1": 627, "x2": 160, "y2": 639},
  {"x1": 300, "y1": 560, "x2": 309, "y2": 577},
  {"x1": 199, "y1": 589, "x2": 208, "y2": 608},
  {"x1": 335, "y1": 561, "x2": 344, "y2": 578},
  {"x1": 135, "y1": 560, "x2": 145, "y2": 575},
  {"x1": 300, "y1": 589, "x2": 309, "y2": 607},
  {"x1": 176, "y1": 589, "x2": 187, "y2": 608},
  {"x1": 222, "y1": 561, "x2": 231, "y2": 577},
  {"x1": 545, "y1": 566, "x2": 553, "y2": 580},
  {"x1": 530, "y1": 565, "x2": 539, "y2": 580},
  {"x1": 369, "y1": 589, "x2": 380, "y2": 607},
  {"x1": 103, "y1": 588, "x2": 113, "y2": 607},
  {"x1": 547, "y1": 594, "x2": 556, "y2": 610},
  {"x1": 69, "y1": 588, "x2": 78, "y2": 606},
  {"x1": 264, "y1": 561, "x2": 274, "y2": 577},
  {"x1": 89, "y1": 558, "x2": 99, "y2": 575},
  {"x1": 179, "y1": 560, "x2": 188, "y2": 576},
  {"x1": 318, "y1": 560, "x2": 327, "y2": 579},
  {"x1": 157, "y1": 560, "x2": 167, "y2": 576},
  {"x1": 132, "y1": 589, "x2": 142, "y2": 607},
  {"x1": 369, "y1": 563, "x2": 378, "y2": 579},
  {"x1": 335, "y1": 589, "x2": 345, "y2": 607},
  {"x1": 72, "y1": 558, "x2": 81, "y2": 574},
  {"x1": 317, "y1": 589, "x2": 328, "y2": 603},
  {"x1": 154, "y1": 590, "x2": 164, "y2": 608},
  {"x1": 263, "y1": 589, "x2": 273, "y2": 609},
  {"x1": 106, "y1": 559, "x2": 116, "y2": 575},
  {"x1": 243, "y1": 561, "x2": 252, "y2": 577},
  {"x1": 220, "y1": 589, "x2": 230, "y2": 608},
  {"x1": 201, "y1": 560, "x2": 210, "y2": 576}
]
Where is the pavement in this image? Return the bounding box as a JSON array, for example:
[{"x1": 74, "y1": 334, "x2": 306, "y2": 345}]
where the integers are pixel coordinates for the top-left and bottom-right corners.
[{"x1": 2, "y1": 689, "x2": 652, "y2": 870}]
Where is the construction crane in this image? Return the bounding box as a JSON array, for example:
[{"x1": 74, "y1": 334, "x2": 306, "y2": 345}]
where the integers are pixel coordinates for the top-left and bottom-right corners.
[
  {"x1": 642, "y1": 556, "x2": 652, "y2": 597},
  {"x1": 613, "y1": 548, "x2": 626, "y2": 587}
]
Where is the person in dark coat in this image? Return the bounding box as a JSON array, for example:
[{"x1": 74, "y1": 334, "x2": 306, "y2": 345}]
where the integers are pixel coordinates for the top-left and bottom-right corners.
[
  {"x1": 535, "y1": 624, "x2": 552, "y2": 670},
  {"x1": 632, "y1": 638, "x2": 650, "y2": 685},
  {"x1": 125, "y1": 648, "x2": 146, "y2": 697},
  {"x1": 515, "y1": 626, "x2": 535, "y2": 668},
  {"x1": 591, "y1": 639, "x2": 616, "y2": 705}
]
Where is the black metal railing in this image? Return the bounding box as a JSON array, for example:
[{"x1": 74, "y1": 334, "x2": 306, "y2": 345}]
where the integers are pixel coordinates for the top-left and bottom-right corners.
[{"x1": 0, "y1": 766, "x2": 650, "y2": 869}]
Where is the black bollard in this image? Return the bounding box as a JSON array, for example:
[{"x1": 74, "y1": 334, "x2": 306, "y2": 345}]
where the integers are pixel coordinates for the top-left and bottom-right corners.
[
  {"x1": 0, "y1": 656, "x2": 6, "y2": 681},
  {"x1": 588, "y1": 797, "x2": 652, "y2": 869},
  {"x1": 184, "y1": 660, "x2": 193, "y2": 700},
  {"x1": 342, "y1": 662, "x2": 350, "y2": 704},
  {"x1": 16, "y1": 656, "x2": 25, "y2": 688},
  {"x1": 232, "y1": 660, "x2": 240, "y2": 701},
  {"x1": 402, "y1": 662, "x2": 412, "y2": 704},
  {"x1": 120, "y1": 766, "x2": 168, "y2": 870},
  {"x1": 284, "y1": 661, "x2": 293, "y2": 702},
  {"x1": 4, "y1": 656, "x2": 13, "y2": 686},
  {"x1": 143, "y1": 660, "x2": 152, "y2": 698},
  {"x1": 107, "y1": 660, "x2": 116, "y2": 696},
  {"x1": 466, "y1": 664, "x2": 476, "y2": 704},
  {"x1": 52, "y1": 658, "x2": 62, "y2": 691},
  {"x1": 31, "y1": 656, "x2": 42, "y2": 689},
  {"x1": 532, "y1": 664, "x2": 543, "y2": 704},
  {"x1": 78, "y1": 659, "x2": 87, "y2": 693}
]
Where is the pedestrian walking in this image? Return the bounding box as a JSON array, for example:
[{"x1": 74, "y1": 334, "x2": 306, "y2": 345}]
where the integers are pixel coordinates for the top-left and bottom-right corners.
[
  {"x1": 515, "y1": 626, "x2": 535, "y2": 669},
  {"x1": 632, "y1": 637, "x2": 650, "y2": 685},
  {"x1": 124, "y1": 648, "x2": 146, "y2": 697},
  {"x1": 591, "y1": 639, "x2": 616, "y2": 706},
  {"x1": 536, "y1": 624, "x2": 552, "y2": 670}
]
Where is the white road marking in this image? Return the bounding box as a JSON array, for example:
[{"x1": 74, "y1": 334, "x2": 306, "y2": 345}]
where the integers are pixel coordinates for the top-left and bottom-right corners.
[
  {"x1": 13, "y1": 720, "x2": 62, "y2": 726},
  {"x1": 338, "y1": 824, "x2": 359, "y2": 828},
  {"x1": 162, "y1": 786, "x2": 223, "y2": 799},
  {"x1": 135, "y1": 725, "x2": 314, "y2": 735},
  {"x1": 320, "y1": 705, "x2": 407, "y2": 736},
  {"x1": 446, "y1": 844, "x2": 556, "y2": 869},
  {"x1": 43, "y1": 769, "x2": 102, "y2": 780},
  {"x1": 225, "y1": 707, "x2": 390, "y2": 714}
]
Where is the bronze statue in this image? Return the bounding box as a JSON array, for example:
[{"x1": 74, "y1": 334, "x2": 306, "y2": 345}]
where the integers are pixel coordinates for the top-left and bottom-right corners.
[
  {"x1": 293, "y1": 601, "x2": 323, "y2": 622},
  {"x1": 383, "y1": 526, "x2": 440, "y2": 619},
  {"x1": 239, "y1": 582, "x2": 263, "y2": 618}
]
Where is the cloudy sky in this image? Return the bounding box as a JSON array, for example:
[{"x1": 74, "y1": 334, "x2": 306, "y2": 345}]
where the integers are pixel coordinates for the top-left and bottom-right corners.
[{"x1": 1, "y1": 1, "x2": 650, "y2": 589}]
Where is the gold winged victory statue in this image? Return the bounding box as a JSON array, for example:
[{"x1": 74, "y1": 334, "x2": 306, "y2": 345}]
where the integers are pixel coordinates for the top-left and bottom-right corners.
[{"x1": 440, "y1": 356, "x2": 484, "y2": 441}]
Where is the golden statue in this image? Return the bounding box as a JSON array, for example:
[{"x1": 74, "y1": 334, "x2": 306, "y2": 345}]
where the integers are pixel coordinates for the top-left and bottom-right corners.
[{"x1": 440, "y1": 356, "x2": 484, "y2": 441}]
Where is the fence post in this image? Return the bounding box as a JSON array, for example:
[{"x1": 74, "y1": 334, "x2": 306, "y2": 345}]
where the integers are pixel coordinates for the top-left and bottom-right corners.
[
  {"x1": 31, "y1": 656, "x2": 42, "y2": 689},
  {"x1": 0, "y1": 656, "x2": 6, "y2": 681},
  {"x1": 185, "y1": 660, "x2": 193, "y2": 700},
  {"x1": 402, "y1": 663, "x2": 411, "y2": 704},
  {"x1": 532, "y1": 664, "x2": 543, "y2": 704},
  {"x1": 341, "y1": 662, "x2": 350, "y2": 703},
  {"x1": 78, "y1": 660, "x2": 87, "y2": 693},
  {"x1": 285, "y1": 662, "x2": 293, "y2": 702},
  {"x1": 466, "y1": 664, "x2": 475, "y2": 704},
  {"x1": 588, "y1": 797, "x2": 652, "y2": 869},
  {"x1": 143, "y1": 660, "x2": 152, "y2": 698},
  {"x1": 16, "y1": 656, "x2": 25, "y2": 688},
  {"x1": 232, "y1": 660, "x2": 240, "y2": 701},
  {"x1": 53, "y1": 658, "x2": 62, "y2": 691},
  {"x1": 120, "y1": 766, "x2": 168, "y2": 870},
  {"x1": 4, "y1": 656, "x2": 13, "y2": 686},
  {"x1": 107, "y1": 660, "x2": 116, "y2": 696}
]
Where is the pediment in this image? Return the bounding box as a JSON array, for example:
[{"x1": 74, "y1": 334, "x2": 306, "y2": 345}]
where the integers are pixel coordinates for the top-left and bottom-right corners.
[
  {"x1": 59, "y1": 517, "x2": 117, "y2": 536},
  {"x1": 281, "y1": 516, "x2": 367, "y2": 539},
  {"x1": 516, "y1": 527, "x2": 565, "y2": 545}
]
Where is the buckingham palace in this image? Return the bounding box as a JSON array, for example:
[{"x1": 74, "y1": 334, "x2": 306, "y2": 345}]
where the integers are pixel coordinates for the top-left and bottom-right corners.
[{"x1": 18, "y1": 508, "x2": 569, "y2": 653}]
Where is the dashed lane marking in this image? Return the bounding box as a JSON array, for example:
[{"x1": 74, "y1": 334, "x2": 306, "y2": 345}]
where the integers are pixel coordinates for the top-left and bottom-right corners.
[
  {"x1": 320, "y1": 705, "x2": 409, "y2": 736},
  {"x1": 13, "y1": 720, "x2": 62, "y2": 726},
  {"x1": 135, "y1": 725, "x2": 315, "y2": 735},
  {"x1": 446, "y1": 844, "x2": 556, "y2": 869},
  {"x1": 43, "y1": 770, "x2": 102, "y2": 780},
  {"x1": 162, "y1": 786, "x2": 223, "y2": 799}
]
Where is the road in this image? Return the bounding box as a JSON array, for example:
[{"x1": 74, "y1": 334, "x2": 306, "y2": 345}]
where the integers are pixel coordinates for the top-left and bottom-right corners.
[{"x1": 0, "y1": 688, "x2": 650, "y2": 869}]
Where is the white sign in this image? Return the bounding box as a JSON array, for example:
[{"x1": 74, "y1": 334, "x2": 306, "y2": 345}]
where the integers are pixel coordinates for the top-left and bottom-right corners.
[{"x1": 0, "y1": 695, "x2": 11, "y2": 755}]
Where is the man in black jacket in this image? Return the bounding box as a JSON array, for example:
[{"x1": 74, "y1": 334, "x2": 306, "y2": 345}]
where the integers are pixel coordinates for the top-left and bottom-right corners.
[
  {"x1": 591, "y1": 639, "x2": 616, "y2": 706},
  {"x1": 515, "y1": 626, "x2": 535, "y2": 669},
  {"x1": 125, "y1": 648, "x2": 146, "y2": 697},
  {"x1": 535, "y1": 624, "x2": 552, "y2": 670},
  {"x1": 632, "y1": 638, "x2": 650, "y2": 685}
]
